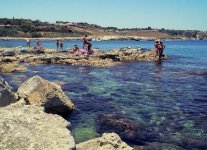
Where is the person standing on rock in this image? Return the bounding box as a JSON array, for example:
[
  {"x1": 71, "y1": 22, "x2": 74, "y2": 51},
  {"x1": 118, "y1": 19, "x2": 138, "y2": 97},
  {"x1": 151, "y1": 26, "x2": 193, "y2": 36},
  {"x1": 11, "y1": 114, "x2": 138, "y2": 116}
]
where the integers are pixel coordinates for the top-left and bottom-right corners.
[
  {"x1": 26, "y1": 38, "x2": 31, "y2": 48},
  {"x1": 36, "y1": 40, "x2": 41, "y2": 47},
  {"x1": 82, "y1": 35, "x2": 88, "y2": 49},
  {"x1": 60, "y1": 40, "x2": 64, "y2": 51},
  {"x1": 87, "y1": 37, "x2": 92, "y2": 55},
  {"x1": 82, "y1": 35, "x2": 92, "y2": 55},
  {"x1": 56, "y1": 40, "x2": 59, "y2": 51}
]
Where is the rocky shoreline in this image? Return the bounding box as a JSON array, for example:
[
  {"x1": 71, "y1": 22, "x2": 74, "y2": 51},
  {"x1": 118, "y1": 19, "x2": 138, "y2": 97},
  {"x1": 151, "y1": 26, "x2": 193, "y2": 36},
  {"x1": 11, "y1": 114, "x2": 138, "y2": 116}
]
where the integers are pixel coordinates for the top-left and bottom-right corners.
[
  {"x1": 0, "y1": 46, "x2": 164, "y2": 73},
  {"x1": 0, "y1": 46, "x2": 165, "y2": 149},
  {"x1": 0, "y1": 75, "x2": 134, "y2": 150}
]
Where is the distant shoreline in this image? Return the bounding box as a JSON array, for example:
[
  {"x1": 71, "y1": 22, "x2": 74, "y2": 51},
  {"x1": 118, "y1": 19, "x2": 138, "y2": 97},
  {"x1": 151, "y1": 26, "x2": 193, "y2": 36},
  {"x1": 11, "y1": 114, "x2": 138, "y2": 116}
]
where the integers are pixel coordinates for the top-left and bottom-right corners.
[{"x1": 0, "y1": 36, "x2": 200, "y2": 41}]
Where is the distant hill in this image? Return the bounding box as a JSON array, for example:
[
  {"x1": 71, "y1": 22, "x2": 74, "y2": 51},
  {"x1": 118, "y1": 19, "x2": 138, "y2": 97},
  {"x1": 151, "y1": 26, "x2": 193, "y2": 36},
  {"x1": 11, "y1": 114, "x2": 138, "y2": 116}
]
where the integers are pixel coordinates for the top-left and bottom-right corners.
[{"x1": 0, "y1": 18, "x2": 207, "y2": 40}]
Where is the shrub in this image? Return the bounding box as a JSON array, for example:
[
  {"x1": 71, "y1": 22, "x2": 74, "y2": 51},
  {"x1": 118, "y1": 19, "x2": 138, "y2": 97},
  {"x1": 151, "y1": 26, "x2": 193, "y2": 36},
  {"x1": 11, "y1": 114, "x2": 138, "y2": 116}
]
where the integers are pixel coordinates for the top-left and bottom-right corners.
[
  {"x1": 31, "y1": 32, "x2": 42, "y2": 38},
  {"x1": 0, "y1": 28, "x2": 18, "y2": 36}
]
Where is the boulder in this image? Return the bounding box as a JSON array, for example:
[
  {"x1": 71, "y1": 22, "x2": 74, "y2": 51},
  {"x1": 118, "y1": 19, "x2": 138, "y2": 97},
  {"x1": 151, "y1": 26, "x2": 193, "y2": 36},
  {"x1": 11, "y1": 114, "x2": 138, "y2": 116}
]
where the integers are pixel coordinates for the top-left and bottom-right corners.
[
  {"x1": 0, "y1": 76, "x2": 18, "y2": 107},
  {"x1": 17, "y1": 76, "x2": 75, "y2": 115},
  {"x1": 96, "y1": 114, "x2": 157, "y2": 145},
  {"x1": 0, "y1": 100, "x2": 76, "y2": 150},
  {"x1": 76, "y1": 133, "x2": 133, "y2": 150},
  {"x1": 0, "y1": 63, "x2": 26, "y2": 73}
]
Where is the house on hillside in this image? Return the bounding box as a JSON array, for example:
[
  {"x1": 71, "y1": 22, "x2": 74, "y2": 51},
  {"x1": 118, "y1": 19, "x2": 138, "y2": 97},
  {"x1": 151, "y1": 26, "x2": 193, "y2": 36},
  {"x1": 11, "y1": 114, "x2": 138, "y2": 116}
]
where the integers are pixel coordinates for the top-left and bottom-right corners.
[{"x1": 0, "y1": 24, "x2": 18, "y2": 29}]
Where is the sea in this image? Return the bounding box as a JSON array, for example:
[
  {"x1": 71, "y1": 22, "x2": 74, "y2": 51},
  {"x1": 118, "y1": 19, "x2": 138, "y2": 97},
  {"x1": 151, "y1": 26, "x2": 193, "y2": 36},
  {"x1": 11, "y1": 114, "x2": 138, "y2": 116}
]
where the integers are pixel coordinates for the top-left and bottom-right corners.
[{"x1": 0, "y1": 39, "x2": 207, "y2": 149}]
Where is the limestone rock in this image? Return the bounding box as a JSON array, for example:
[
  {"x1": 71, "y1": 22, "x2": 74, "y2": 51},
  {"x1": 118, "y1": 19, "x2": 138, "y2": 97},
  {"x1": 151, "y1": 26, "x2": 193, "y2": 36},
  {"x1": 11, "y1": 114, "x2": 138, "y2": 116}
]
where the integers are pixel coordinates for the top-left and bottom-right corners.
[
  {"x1": 0, "y1": 47, "x2": 165, "y2": 68},
  {"x1": 0, "y1": 63, "x2": 26, "y2": 73},
  {"x1": 17, "y1": 75, "x2": 75, "y2": 115},
  {"x1": 76, "y1": 133, "x2": 133, "y2": 150},
  {"x1": 0, "y1": 76, "x2": 18, "y2": 107},
  {"x1": 0, "y1": 100, "x2": 76, "y2": 150},
  {"x1": 107, "y1": 47, "x2": 158, "y2": 61}
]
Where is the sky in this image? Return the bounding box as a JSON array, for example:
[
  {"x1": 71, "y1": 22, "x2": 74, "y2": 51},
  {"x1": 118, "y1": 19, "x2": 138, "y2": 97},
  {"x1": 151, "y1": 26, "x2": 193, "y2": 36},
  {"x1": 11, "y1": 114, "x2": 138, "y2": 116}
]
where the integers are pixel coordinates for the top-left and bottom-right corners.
[{"x1": 0, "y1": 0, "x2": 207, "y2": 31}]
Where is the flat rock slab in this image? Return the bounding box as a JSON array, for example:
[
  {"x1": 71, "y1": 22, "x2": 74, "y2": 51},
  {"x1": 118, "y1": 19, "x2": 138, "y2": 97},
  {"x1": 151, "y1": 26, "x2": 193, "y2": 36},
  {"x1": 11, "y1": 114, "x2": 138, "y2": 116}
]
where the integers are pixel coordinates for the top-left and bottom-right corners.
[{"x1": 0, "y1": 100, "x2": 76, "y2": 150}]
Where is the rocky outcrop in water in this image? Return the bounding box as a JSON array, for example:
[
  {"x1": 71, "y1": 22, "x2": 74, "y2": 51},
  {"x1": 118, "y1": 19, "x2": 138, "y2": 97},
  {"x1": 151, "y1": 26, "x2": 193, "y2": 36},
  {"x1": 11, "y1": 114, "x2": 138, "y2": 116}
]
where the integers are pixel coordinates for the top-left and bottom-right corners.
[
  {"x1": 17, "y1": 75, "x2": 75, "y2": 115},
  {"x1": 0, "y1": 76, "x2": 18, "y2": 107},
  {"x1": 76, "y1": 133, "x2": 133, "y2": 150},
  {"x1": 0, "y1": 47, "x2": 163, "y2": 68},
  {"x1": 104, "y1": 47, "x2": 157, "y2": 61},
  {"x1": 0, "y1": 99, "x2": 76, "y2": 150},
  {"x1": 0, "y1": 62, "x2": 26, "y2": 73},
  {"x1": 96, "y1": 114, "x2": 157, "y2": 145},
  {"x1": 0, "y1": 75, "x2": 134, "y2": 150}
]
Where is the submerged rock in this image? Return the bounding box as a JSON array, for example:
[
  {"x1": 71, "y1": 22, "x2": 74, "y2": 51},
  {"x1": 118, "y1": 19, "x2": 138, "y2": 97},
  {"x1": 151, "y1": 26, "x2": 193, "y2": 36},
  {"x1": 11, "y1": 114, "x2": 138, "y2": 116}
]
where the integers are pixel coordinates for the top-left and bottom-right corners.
[
  {"x1": 0, "y1": 76, "x2": 18, "y2": 107},
  {"x1": 142, "y1": 142, "x2": 185, "y2": 150},
  {"x1": 96, "y1": 114, "x2": 157, "y2": 145},
  {"x1": 0, "y1": 100, "x2": 75, "y2": 150},
  {"x1": 175, "y1": 70, "x2": 207, "y2": 76},
  {"x1": 17, "y1": 75, "x2": 75, "y2": 115},
  {"x1": 76, "y1": 133, "x2": 133, "y2": 150}
]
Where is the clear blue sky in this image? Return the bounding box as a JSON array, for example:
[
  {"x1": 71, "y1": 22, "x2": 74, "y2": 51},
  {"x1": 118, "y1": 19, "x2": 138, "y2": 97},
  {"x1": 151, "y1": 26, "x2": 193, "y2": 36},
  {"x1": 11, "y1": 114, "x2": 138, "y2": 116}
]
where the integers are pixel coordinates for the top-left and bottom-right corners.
[{"x1": 0, "y1": 0, "x2": 207, "y2": 31}]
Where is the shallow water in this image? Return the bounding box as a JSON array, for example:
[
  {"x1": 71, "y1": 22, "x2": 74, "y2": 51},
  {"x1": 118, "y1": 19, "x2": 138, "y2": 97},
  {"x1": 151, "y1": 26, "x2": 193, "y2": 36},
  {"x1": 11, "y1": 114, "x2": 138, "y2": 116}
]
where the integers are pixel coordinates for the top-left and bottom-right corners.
[{"x1": 1, "y1": 40, "x2": 207, "y2": 149}]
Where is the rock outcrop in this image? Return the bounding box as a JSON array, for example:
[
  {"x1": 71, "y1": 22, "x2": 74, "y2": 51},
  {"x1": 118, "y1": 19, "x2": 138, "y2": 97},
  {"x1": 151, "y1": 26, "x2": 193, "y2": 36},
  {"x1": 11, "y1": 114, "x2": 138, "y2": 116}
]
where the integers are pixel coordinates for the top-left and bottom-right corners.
[
  {"x1": 0, "y1": 99, "x2": 76, "y2": 150},
  {"x1": 0, "y1": 62, "x2": 26, "y2": 73},
  {"x1": 105, "y1": 47, "x2": 158, "y2": 61},
  {"x1": 0, "y1": 47, "x2": 162, "y2": 67},
  {"x1": 17, "y1": 76, "x2": 75, "y2": 115},
  {"x1": 0, "y1": 76, "x2": 18, "y2": 107},
  {"x1": 0, "y1": 75, "x2": 135, "y2": 150},
  {"x1": 76, "y1": 133, "x2": 133, "y2": 150}
]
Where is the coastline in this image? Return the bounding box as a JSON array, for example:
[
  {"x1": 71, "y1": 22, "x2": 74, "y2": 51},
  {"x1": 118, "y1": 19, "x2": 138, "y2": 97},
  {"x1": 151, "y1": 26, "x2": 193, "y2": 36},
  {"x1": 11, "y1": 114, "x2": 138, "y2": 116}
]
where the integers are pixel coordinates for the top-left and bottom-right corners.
[{"x1": 0, "y1": 35, "x2": 199, "y2": 41}]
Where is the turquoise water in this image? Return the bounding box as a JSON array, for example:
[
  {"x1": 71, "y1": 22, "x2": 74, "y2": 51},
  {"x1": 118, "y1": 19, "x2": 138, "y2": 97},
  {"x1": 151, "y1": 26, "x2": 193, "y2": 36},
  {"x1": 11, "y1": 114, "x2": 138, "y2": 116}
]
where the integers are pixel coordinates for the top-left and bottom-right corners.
[{"x1": 1, "y1": 40, "x2": 207, "y2": 149}]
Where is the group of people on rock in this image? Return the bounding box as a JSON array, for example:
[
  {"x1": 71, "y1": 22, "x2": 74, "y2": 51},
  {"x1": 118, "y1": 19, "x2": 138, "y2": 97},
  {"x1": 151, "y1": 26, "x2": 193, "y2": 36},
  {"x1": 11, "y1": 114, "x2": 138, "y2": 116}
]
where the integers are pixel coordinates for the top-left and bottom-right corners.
[
  {"x1": 56, "y1": 40, "x2": 64, "y2": 51},
  {"x1": 26, "y1": 38, "x2": 42, "y2": 49},
  {"x1": 25, "y1": 36, "x2": 166, "y2": 60},
  {"x1": 25, "y1": 35, "x2": 93, "y2": 54},
  {"x1": 69, "y1": 34, "x2": 93, "y2": 55}
]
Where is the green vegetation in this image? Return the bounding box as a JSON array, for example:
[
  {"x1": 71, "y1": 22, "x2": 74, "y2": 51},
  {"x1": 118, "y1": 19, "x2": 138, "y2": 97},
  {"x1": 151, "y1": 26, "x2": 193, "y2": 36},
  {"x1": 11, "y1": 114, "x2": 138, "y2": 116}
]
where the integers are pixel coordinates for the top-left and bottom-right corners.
[
  {"x1": 31, "y1": 32, "x2": 42, "y2": 38},
  {"x1": 159, "y1": 28, "x2": 199, "y2": 39},
  {"x1": 0, "y1": 18, "x2": 74, "y2": 37},
  {"x1": 0, "y1": 28, "x2": 18, "y2": 36},
  {"x1": 0, "y1": 18, "x2": 207, "y2": 39}
]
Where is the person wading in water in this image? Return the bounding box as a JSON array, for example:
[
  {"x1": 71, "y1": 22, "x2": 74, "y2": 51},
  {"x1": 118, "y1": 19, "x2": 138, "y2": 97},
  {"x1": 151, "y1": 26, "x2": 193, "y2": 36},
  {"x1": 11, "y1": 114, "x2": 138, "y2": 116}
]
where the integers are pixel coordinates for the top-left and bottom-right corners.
[{"x1": 154, "y1": 39, "x2": 166, "y2": 61}]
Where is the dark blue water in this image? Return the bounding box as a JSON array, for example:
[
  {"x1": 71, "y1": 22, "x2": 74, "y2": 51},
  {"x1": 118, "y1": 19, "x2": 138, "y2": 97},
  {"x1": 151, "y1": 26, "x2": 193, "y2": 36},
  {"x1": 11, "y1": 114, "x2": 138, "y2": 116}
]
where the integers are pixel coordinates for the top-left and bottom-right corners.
[{"x1": 1, "y1": 40, "x2": 207, "y2": 149}]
